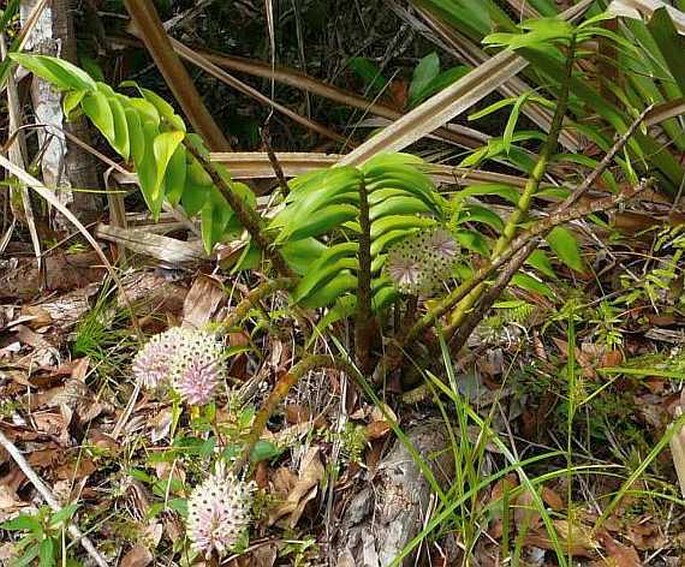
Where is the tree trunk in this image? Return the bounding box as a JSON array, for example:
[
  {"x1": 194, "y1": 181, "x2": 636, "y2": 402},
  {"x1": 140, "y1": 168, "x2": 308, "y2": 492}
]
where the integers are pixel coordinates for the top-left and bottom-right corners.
[{"x1": 21, "y1": 0, "x2": 102, "y2": 229}]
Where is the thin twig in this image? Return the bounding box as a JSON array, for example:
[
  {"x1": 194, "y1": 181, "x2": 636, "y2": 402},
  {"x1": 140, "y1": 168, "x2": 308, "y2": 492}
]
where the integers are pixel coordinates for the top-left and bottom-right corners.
[
  {"x1": 182, "y1": 138, "x2": 295, "y2": 278},
  {"x1": 0, "y1": 429, "x2": 109, "y2": 567},
  {"x1": 558, "y1": 103, "x2": 654, "y2": 212},
  {"x1": 260, "y1": 127, "x2": 291, "y2": 197}
]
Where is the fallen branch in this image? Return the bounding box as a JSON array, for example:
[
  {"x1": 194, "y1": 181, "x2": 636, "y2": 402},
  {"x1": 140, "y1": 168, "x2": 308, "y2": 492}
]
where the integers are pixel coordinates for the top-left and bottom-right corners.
[{"x1": 0, "y1": 430, "x2": 109, "y2": 567}]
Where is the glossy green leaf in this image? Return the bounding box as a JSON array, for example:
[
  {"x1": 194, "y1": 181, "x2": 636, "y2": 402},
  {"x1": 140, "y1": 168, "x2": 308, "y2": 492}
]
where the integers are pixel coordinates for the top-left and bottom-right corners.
[
  {"x1": 511, "y1": 272, "x2": 555, "y2": 299},
  {"x1": 300, "y1": 271, "x2": 357, "y2": 308},
  {"x1": 137, "y1": 120, "x2": 162, "y2": 213},
  {"x1": 107, "y1": 95, "x2": 130, "y2": 160},
  {"x1": 455, "y1": 204, "x2": 504, "y2": 231},
  {"x1": 164, "y1": 146, "x2": 187, "y2": 206},
  {"x1": 152, "y1": 131, "x2": 185, "y2": 216},
  {"x1": 201, "y1": 191, "x2": 232, "y2": 252},
  {"x1": 293, "y1": 256, "x2": 359, "y2": 303},
  {"x1": 526, "y1": 249, "x2": 557, "y2": 279},
  {"x1": 10, "y1": 53, "x2": 96, "y2": 91},
  {"x1": 409, "y1": 52, "x2": 440, "y2": 107},
  {"x1": 127, "y1": 98, "x2": 160, "y2": 127},
  {"x1": 370, "y1": 214, "x2": 436, "y2": 239},
  {"x1": 39, "y1": 538, "x2": 55, "y2": 567},
  {"x1": 62, "y1": 90, "x2": 86, "y2": 117},
  {"x1": 141, "y1": 87, "x2": 186, "y2": 132},
  {"x1": 82, "y1": 90, "x2": 115, "y2": 148},
  {"x1": 453, "y1": 184, "x2": 521, "y2": 205},
  {"x1": 455, "y1": 229, "x2": 490, "y2": 256},
  {"x1": 277, "y1": 204, "x2": 359, "y2": 242},
  {"x1": 369, "y1": 195, "x2": 434, "y2": 220},
  {"x1": 125, "y1": 107, "x2": 145, "y2": 165},
  {"x1": 281, "y1": 238, "x2": 329, "y2": 275},
  {"x1": 546, "y1": 226, "x2": 585, "y2": 273}
]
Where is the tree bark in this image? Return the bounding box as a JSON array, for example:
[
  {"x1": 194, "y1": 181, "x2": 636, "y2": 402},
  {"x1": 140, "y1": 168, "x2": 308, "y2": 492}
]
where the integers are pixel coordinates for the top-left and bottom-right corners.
[{"x1": 21, "y1": 0, "x2": 102, "y2": 228}]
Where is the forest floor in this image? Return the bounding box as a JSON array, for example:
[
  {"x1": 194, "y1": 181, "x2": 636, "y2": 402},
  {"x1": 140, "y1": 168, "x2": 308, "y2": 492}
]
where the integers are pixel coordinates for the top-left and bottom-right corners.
[{"x1": 2, "y1": 223, "x2": 685, "y2": 566}]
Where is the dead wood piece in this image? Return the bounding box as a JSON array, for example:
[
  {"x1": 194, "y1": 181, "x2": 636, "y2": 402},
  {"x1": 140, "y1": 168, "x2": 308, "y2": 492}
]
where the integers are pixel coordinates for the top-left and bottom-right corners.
[
  {"x1": 95, "y1": 224, "x2": 207, "y2": 265},
  {"x1": 333, "y1": 422, "x2": 454, "y2": 567}
]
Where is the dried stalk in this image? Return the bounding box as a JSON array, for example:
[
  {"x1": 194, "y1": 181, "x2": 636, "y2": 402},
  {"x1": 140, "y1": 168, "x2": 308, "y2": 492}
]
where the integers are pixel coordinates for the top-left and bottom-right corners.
[{"x1": 0, "y1": 430, "x2": 109, "y2": 567}]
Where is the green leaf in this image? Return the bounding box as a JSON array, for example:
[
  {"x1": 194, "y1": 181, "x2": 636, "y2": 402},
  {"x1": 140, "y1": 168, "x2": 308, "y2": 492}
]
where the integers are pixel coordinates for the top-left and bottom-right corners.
[
  {"x1": 502, "y1": 92, "x2": 534, "y2": 155},
  {"x1": 15, "y1": 541, "x2": 42, "y2": 567},
  {"x1": 48, "y1": 504, "x2": 79, "y2": 529},
  {"x1": 370, "y1": 215, "x2": 436, "y2": 239},
  {"x1": 511, "y1": 272, "x2": 555, "y2": 299},
  {"x1": 10, "y1": 53, "x2": 96, "y2": 91},
  {"x1": 311, "y1": 296, "x2": 357, "y2": 339},
  {"x1": 107, "y1": 95, "x2": 130, "y2": 160},
  {"x1": 124, "y1": 106, "x2": 145, "y2": 165},
  {"x1": 152, "y1": 131, "x2": 186, "y2": 216},
  {"x1": 526, "y1": 249, "x2": 557, "y2": 279},
  {"x1": 455, "y1": 229, "x2": 490, "y2": 256},
  {"x1": 201, "y1": 190, "x2": 233, "y2": 252},
  {"x1": 277, "y1": 204, "x2": 359, "y2": 242},
  {"x1": 647, "y1": 7, "x2": 685, "y2": 93},
  {"x1": 293, "y1": 255, "x2": 358, "y2": 303},
  {"x1": 348, "y1": 56, "x2": 387, "y2": 94},
  {"x1": 281, "y1": 238, "x2": 329, "y2": 275},
  {"x1": 455, "y1": 204, "x2": 504, "y2": 231},
  {"x1": 136, "y1": 120, "x2": 162, "y2": 213},
  {"x1": 250, "y1": 440, "x2": 283, "y2": 462},
  {"x1": 409, "y1": 52, "x2": 440, "y2": 107},
  {"x1": 546, "y1": 226, "x2": 585, "y2": 273},
  {"x1": 300, "y1": 272, "x2": 357, "y2": 308},
  {"x1": 82, "y1": 91, "x2": 115, "y2": 149},
  {"x1": 181, "y1": 182, "x2": 210, "y2": 216},
  {"x1": 412, "y1": 65, "x2": 469, "y2": 106},
  {"x1": 164, "y1": 146, "x2": 187, "y2": 205},
  {"x1": 453, "y1": 184, "x2": 520, "y2": 205},
  {"x1": 127, "y1": 98, "x2": 160, "y2": 126},
  {"x1": 369, "y1": 195, "x2": 433, "y2": 221},
  {"x1": 483, "y1": 18, "x2": 573, "y2": 50},
  {"x1": 39, "y1": 538, "x2": 55, "y2": 567},
  {"x1": 141, "y1": 88, "x2": 186, "y2": 131},
  {"x1": 62, "y1": 90, "x2": 86, "y2": 117},
  {"x1": 1, "y1": 513, "x2": 42, "y2": 532}
]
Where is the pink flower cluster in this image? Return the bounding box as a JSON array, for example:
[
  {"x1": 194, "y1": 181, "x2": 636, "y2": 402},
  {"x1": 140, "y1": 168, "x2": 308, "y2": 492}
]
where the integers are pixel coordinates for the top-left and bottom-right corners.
[
  {"x1": 132, "y1": 327, "x2": 225, "y2": 405},
  {"x1": 186, "y1": 461, "x2": 255, "y2": 558}
]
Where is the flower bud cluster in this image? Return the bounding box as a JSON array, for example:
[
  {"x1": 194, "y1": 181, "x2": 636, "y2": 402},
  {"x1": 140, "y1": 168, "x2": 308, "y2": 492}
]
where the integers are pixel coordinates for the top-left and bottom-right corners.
[
  {"x1": 385, "y1": 227, "x2": 459, "y2": 296},
  {"x1": 186, "y1": 461, "x2": 255, "y2": 558},
  {"x1": 132, "y1": 327, "x2": 224, "y2": 405}
]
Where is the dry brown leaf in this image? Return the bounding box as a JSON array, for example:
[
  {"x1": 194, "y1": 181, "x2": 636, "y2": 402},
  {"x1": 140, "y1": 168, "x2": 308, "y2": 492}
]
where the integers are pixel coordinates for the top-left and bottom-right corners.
[
  {"x1": 267, "y1": 446, "x2": 324, "y2": 526},
  {"x1": 182, "y1": 274, "x2": 226, "y2": 329},
  {"x1": 0, "y1": 484, "x2": 28, "y2": 521},
  {"x1": 120, "y1": 544, "x2": 154, "y2": 567},
  {"x1": 595, "y1": 531, "x2": 641, "y2": 567},
  {"x1": 513, "y1": 488, "x2": 542, "y2": 530},
  {"x1": 284, "y1": 403, "x2": 312, "y2": 424},
  {"x1": 55, "y1": 456, "x2": 97, "y2": 481},
  {"x1": 365, "y1": 420, "x2": 391, "y2": 440},
  {"x1": 245, "y1": 542, "x2": 279, "y2": 567}
]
